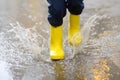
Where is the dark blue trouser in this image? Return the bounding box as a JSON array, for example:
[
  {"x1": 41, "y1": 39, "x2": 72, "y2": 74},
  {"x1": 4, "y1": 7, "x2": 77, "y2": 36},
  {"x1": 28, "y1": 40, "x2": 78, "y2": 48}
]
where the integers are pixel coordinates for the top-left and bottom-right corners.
[{"x1": 47, "y1": 0, "x2": 84, "y2": 27}]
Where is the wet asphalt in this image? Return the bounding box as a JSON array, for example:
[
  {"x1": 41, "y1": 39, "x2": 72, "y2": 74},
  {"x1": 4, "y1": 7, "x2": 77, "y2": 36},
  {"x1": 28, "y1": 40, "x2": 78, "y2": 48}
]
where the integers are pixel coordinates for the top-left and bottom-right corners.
[{"x1": 0, "y1": 0, "x2": 120, "y2": 80}]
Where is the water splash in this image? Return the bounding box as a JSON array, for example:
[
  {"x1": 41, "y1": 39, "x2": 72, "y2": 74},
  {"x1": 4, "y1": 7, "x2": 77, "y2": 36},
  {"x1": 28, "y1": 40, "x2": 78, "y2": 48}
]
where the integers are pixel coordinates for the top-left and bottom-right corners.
[
  {"x1": 68, "y1": 15, "x2": 101, "y2": 59},
  {"x1": 0, "y1": 16, "x2": 50, "y2": 64}
]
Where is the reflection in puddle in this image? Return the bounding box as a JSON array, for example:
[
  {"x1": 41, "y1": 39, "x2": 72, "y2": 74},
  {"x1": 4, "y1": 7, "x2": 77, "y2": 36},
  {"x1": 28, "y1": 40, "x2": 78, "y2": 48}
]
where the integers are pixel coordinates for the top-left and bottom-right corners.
[
  {"x1": 0, "y1": 61, "x2": 12, "y2": 80},
  {"x1": 54, "y1": 63, "x2": 65, "y2": 80},
  {"x1": 92, "y1": 58, "x2": 110, "y2": 80}
]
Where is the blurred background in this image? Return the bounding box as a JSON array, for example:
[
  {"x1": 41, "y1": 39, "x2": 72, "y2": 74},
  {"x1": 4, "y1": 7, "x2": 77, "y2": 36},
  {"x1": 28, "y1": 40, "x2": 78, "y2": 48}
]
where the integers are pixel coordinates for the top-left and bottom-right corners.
[{"x1": 0, "y1": 0, "x2": 120, "y2": 80}]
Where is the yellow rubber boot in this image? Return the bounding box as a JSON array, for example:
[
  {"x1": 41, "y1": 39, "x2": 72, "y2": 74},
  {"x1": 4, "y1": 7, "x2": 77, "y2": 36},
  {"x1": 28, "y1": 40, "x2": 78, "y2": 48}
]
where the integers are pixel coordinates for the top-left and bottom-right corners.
[
  {"x1": 50, "y1": 25, "x2": 64, "y2": 60},
  {"x1": 68, "y1": 14, "x2": 82, "y2": 46}
]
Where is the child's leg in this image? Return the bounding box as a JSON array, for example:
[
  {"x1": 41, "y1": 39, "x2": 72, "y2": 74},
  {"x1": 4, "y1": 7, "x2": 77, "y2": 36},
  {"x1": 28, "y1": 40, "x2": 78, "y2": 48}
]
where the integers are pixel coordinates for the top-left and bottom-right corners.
[
  {"x1": 67, "y1": 0, "x2": 84, "y2": 46},
  {"x1": 67, "y1": 0, "x2": 84, "y2": 15},
  {"x1": 47, "y1": 0, "x2": 66, "y2": 60},
  {"x1": 47, "y1": 0, "x2": 66, "y2": 27}
]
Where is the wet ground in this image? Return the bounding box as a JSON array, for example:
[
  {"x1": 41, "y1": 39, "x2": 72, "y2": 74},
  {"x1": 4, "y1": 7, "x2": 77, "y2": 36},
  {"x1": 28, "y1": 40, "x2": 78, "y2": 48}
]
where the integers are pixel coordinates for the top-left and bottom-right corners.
[{"x1": 0, "y1": 0, "x2": 120, "y2": 80}]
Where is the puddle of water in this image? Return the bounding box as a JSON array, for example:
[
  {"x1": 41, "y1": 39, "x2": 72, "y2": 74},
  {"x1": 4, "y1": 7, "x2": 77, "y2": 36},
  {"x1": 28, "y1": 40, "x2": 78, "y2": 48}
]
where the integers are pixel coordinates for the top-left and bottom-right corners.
[{"x1": 0, "y1": 0, "x2": 120, "y2": 80}]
